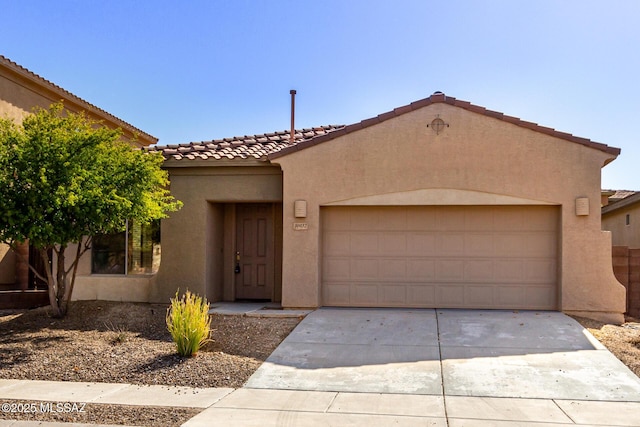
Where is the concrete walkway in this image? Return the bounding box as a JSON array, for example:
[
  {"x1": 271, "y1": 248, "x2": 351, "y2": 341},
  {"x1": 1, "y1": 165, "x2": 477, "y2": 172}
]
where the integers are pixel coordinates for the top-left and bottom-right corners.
[{"x1": 3, "y1": 308, "x2": 640, "y2": 426}]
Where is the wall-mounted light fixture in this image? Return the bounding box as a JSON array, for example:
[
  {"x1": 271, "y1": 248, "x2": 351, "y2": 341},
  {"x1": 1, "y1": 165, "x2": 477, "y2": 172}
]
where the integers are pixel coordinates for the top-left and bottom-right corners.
[
  {"x1": 294, "y1": 200, "x2": 307, "y2": 218},
  {"x1": 575, "y1": 197, "x2": 589, "y2": 216}
]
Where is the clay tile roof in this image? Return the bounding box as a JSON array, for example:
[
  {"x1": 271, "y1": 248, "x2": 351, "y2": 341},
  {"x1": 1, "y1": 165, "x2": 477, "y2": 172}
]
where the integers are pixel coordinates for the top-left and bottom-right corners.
[
  {"x1": 0, "y1": 55, "x2": 157, "y2": 146},
  {"x1": 151, "y1": 125, "x2": 346, "y2": 163}
]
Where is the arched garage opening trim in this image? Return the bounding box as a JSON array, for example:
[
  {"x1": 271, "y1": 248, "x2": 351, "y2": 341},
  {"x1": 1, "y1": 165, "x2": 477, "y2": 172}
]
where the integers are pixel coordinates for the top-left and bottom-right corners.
[{"x1": 322, "y1": 188, "x2": 557, "y2": 207}]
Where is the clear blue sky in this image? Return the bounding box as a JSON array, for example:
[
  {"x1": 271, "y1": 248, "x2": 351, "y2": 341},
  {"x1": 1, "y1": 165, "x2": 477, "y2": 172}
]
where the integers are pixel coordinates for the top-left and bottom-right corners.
[{"x1": 1, "y1": 0, "x2": 638, "y2": 189}]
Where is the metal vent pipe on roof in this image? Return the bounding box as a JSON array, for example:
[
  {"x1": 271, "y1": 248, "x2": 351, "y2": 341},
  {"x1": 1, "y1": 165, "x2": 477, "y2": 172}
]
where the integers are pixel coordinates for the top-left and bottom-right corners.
[{"x1": 290, "y1": 89, "x2": 296, "y2": 143}]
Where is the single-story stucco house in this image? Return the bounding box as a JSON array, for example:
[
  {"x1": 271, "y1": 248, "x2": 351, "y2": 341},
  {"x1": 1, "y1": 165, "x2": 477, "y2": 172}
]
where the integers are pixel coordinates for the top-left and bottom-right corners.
[
  {"x1": 148, "y1": 92, "x2": 625, "y2": 323},
  {"x1": 0, "y1": 55, "x2": 157, "y2": 308},
  {"x1": 0, "y1": 55, "x2": 626, "y2": 322}
]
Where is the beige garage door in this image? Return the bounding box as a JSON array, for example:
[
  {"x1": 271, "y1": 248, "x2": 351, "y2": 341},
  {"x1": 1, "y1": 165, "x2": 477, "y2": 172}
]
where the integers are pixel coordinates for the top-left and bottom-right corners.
[{"x1": 321, "y1": 205, "x2": 558, "y2": 310}]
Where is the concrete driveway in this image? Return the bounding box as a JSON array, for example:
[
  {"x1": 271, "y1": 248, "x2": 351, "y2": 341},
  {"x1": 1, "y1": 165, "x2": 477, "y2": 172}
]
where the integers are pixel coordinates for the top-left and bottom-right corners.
[
  {"x1": 184, "y1": 308, "x2": 640, "y2": 426},
  {"x1": 246, "y1": 308, "x2": 640, "y2": 400}
]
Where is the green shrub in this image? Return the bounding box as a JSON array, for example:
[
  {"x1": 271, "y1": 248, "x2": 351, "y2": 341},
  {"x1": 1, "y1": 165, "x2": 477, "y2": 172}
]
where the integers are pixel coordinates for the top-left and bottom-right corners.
[{"x1": 166, "y1": 290, "x2": 212, "y2": 357}]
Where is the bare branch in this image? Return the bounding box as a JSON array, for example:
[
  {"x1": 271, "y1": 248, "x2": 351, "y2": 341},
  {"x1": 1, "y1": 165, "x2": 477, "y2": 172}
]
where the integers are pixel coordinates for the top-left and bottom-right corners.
[{"x1": 64, "y1": 237, "x2": 93, "y2": 276}]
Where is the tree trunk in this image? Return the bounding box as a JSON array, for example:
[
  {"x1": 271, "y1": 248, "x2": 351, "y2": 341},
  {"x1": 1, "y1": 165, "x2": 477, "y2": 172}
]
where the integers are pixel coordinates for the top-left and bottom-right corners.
[
  {"x1": 42, "y1": 248, "x2": 61, "y2": 317},
  {"x1": 42, "y1": 245, "x2": 72, "y2": 318}
]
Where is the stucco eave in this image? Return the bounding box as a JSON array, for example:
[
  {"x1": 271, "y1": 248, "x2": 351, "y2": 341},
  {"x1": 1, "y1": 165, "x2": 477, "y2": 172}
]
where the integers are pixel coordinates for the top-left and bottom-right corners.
[
  {"x1": 162, "y1": 158, "x2": 271, "y2": 168},
  {"x1": 322, "y1": 188, "x2": 559, "y2": 207}
]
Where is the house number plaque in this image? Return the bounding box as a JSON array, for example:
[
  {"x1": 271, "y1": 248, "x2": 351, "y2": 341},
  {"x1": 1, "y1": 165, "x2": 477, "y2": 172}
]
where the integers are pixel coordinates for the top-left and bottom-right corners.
[{"x1": 293, "y1": 223, "x2": 309, "y2": 231}]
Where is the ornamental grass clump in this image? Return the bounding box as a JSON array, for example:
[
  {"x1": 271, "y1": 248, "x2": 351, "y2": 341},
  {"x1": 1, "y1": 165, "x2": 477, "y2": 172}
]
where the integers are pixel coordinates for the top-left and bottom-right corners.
[{"x1": 166, "y1": 290, "x2": 212, "y2": 357}]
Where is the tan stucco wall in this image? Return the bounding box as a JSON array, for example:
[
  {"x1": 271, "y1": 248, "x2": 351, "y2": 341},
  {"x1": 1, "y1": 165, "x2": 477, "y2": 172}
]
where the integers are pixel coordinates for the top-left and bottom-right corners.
[
  {"x1": 59, "y1": 239, "x2": 153, "y2": 302},
  {"x1": 273, "y1": 102, "x2": 624, "y2": 322},
  {"x1": 0, "y1": 73, "x2": 42, "y2": 122},
  {"x1": 152, "y1": 165, "x2": 283, "y2": 303},
  {"x1": 602, "y1": 203, "x2": 640, "y2": 247},
  {"x1": 72, "y1": 275, "x2": 153, "y2": 302}
]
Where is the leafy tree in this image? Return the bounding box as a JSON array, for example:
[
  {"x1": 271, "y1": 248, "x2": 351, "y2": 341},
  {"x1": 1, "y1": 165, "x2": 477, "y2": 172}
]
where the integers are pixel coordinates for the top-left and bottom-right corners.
[{"x1": 0, "y1": 103, "x2": 181, "y2": 317}]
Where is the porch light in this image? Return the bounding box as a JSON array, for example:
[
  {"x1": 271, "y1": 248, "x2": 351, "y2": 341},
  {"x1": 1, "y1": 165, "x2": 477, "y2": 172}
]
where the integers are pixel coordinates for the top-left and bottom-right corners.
[
  {"x1": 294, "y1": 200, "x2": 307, "y2": 218},
  {"x1": 575, "y1": 197, "x2": 589, "y2": 216}
]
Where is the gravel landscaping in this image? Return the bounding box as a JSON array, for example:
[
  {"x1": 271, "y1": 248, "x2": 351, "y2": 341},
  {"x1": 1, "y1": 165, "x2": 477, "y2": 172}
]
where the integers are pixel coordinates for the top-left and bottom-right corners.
[{"x1": 0, "y1": 300, "x2": 301, "y2": 426}]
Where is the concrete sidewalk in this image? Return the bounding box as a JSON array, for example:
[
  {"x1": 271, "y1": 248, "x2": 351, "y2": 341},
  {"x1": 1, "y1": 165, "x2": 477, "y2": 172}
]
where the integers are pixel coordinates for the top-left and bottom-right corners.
[
  {"x1": 3, "y1": 380, "x2": 640, "y2": 426},
  {"x1": 0, "y1": 379, "x2": 233, "y2": 427},
  {"x1": 185, "y1": 388, "x2": 640, "y2": 426}
]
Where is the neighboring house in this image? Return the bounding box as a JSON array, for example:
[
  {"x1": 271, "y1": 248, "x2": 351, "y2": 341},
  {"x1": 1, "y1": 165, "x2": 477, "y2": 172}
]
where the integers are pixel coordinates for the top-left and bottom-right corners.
[
  {"x1": 150, "y1": 92, "x2": 625, "y2": 323},
  {"x1": 602, "y1": 191, "x2": 640, "y2": 317},
  {"x1": 0, "y1": 55, "x2": 157, "y2": 307},
  {"x1": 602, "y1": 191, "x2": 640, "y2": 247}
]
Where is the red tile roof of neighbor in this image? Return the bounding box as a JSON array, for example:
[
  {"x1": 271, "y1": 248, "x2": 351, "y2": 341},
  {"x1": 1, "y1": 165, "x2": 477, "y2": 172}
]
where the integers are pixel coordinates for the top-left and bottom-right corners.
[
  {"x1": 151, "y1": 92, "x2": 621, "y2": 163},
  {"x1": 602, "y1": 190, "x2": 640, "y2": 214},
  {"x1": 0, "y1": 55, "x2": 157, "y2": 145},
  {"x1": 605, "y1": 190, "x2": 638, "y2": 203}
]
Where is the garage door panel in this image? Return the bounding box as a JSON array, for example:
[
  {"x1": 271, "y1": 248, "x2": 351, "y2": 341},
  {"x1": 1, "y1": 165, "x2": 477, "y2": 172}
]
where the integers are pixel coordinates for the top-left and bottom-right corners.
[
  {"x1": 494, "y1": 234, "x2": 528, "y2": 257},
  {"x1": 407, "y1": 207, "x2": 437, "y2": 230},
  {"x1": 464, "y1": 260, "x2": 494, "y2": 281},
  {"x1": 352, "y1": 283, "x2": 379, "y2": 305},
  {"x1": 379, "y1": 209, "x2": 407, "y2": 230},
  {"x1": 525, "y1": 259, "x2": 557, "y2": 282},
  {"x1": 381, "y1": 284, "x2": 407, "y2": 305},
  {"x1": 524, "y1": 233, "x2": 557, "y2": 256},
  {"x1": 523, "y1": 209, "x2": 558, "y2": 231},
  {"x1": 350, "y1": 209, "x2": 379, "y2": 230},
  {"x1": 436, "y1": 260, "x2": 465, "y2": 280},
  {"x1": 323, "y1": 208, "x2": 351, "y2": 230},
  {"x1": 408, "y1": 285, "x2": 437, "y2": 304},
  {"x1": 379, "y1": 259, "x2": 408, "y2": 278},
  {"x1": 438, "y1": 285, "x2": 465, "y2": 305},
  {"x1": 351, "y1": 258, "x2": 379, "y2": 280},
  {"x1": 465, "y1": 209, "x2": 495, "y2": 231},
  {"x1": 495, "y1": 260, "x2": 525, "y2": 281},
  {"x1": 323, "y1": 283, "x2": 350, "y2": 305},
  {"x1": 324, "y1": 232, "x2": 350, "y2": 255},
  {"x1": 351, "y1": 233, "x2": 379, "y2": 255},
  {"x1": 437, "y1": 208, "x2": 466, "y2": 230},
  {"x1": 379, "y1": 233, "x2": 407, "y2": 255},
  {"x1": 466, "y1": 285, "x2": 496, "y2": 305},
  {"x1": 494, "y1": 209, "x2": 525, "y2": 230},
  {"x1": 525, "y1": 286, "x2": 556, "y2": 308},
  {"x1": 407, "y1": 233, "x2": 437, "y2": 254},
  {"x1": 324, "y1": 258, "x2": 350, "y2": 280},
  {"x1": 465, "y1": 233, "x2": 495, "y2": 256},
  {"x1": 407, "y1": 259, "x2": 436, "y2": 279},
  {"x1": 496, "y1": 285, "x2": 527, "y2": 306},
  {"x1": 321, "y1": 206, "x2": 558, "y2": 310},
  {"x1": 439, "y1": 234, "x2": 465, "y2": 255}
]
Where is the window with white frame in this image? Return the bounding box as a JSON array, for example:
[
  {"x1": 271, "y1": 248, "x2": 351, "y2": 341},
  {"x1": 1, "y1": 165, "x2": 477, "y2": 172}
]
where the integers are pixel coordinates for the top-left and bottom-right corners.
[{"x1": 91, "y1": 220, "x2": 161, "y2": 275}]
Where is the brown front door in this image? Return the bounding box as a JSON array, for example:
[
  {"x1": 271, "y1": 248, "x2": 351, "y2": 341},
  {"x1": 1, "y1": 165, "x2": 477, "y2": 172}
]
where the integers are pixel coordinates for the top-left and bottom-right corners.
[{"x1": 235, "y1": 204, "x2": 275, "y2": 300}]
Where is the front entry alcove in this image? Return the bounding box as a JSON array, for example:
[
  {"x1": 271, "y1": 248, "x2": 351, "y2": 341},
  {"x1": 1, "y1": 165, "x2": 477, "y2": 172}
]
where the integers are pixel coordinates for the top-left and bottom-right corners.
[{"x1": 206, "y1": 202, "x2": 283, "y2": 304}]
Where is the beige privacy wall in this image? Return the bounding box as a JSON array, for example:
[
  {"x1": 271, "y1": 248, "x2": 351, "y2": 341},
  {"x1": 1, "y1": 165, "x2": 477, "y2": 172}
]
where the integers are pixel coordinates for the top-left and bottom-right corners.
[{"x1": 274, "y1": 102, "x2": 624, "y2": 322}]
